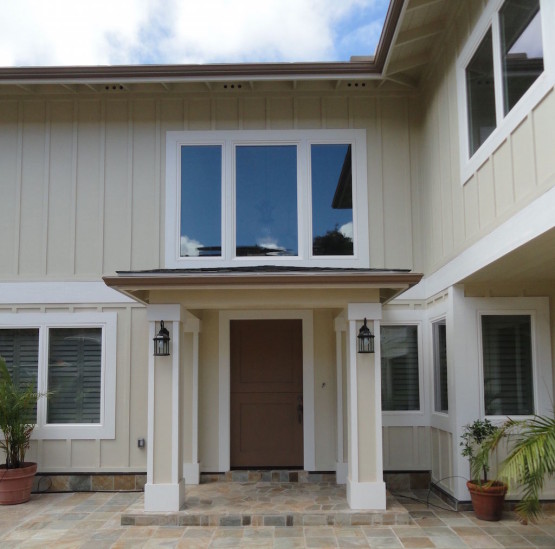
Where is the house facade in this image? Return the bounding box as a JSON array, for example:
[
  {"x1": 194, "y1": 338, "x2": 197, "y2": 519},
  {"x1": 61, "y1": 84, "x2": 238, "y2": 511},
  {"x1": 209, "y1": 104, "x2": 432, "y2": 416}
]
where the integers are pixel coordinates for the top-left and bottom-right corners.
[{"x1": 0, "y1": 0, "x2": 554, "y2": 512}]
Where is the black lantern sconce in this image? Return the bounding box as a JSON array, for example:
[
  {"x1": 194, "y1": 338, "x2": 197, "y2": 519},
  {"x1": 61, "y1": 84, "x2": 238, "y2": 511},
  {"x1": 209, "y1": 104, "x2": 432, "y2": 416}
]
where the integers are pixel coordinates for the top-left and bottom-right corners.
[
  {"x1": 357, "y1": 318, "x2": 375, "y2": 354},
  {"x1": 153, "y1": 321, "x2": 170, "y2": 356}
]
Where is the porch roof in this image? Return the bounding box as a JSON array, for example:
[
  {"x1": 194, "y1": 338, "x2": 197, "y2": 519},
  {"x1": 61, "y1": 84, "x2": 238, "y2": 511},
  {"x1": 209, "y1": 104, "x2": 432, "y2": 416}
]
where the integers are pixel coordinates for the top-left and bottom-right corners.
[{"x1": 102, "y1": 266, "x2": 423, "y2": 305}]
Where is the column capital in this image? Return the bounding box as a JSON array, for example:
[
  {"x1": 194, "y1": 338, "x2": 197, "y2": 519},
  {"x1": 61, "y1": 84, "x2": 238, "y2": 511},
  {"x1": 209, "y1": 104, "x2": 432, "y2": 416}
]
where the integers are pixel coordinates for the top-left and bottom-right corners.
[
  {"x1": 347, "y1": 303, "x2": 382, "y2": 321},
  {"x1": 147, "y1": 304, "x2": 186, "y2": 322}
]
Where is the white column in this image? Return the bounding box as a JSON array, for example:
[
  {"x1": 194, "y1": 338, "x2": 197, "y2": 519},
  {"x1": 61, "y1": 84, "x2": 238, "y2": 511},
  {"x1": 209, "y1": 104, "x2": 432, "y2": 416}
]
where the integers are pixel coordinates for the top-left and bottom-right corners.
[
  {"x1": 346, "y1": 303, "x2": 386, "y2": 510},
  {"x1": 144, "y1": 304, "x2": 186, "y2": 512},
  {"x1": 334, "y1": 316, "x2": 348, "y2": 484},
  {"x1": 183, "y1": 315, "x2": 201, "y2": 484}
]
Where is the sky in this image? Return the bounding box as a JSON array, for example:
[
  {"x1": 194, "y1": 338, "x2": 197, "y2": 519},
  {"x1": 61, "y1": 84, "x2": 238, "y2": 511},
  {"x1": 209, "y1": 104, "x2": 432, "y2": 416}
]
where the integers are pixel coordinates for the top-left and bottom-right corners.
[{"x1": 0, "y1": 0, "x2": 390, "y2": 67}]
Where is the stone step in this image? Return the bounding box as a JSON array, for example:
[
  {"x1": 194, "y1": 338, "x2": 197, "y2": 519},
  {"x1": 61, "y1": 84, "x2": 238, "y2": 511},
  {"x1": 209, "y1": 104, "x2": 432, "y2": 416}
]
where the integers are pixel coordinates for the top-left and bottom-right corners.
[
  {"x1": 201, "y1": 470, "x2": 335, "y2": 484},
  {"x1": 120, "y1": 482, "x2": 411, "y2": 527}
]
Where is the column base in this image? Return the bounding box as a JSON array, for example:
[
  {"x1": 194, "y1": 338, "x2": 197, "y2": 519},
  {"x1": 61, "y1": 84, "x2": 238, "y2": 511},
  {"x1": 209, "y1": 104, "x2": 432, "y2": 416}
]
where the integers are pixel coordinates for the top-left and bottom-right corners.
[
  {"x1": 183, "y1": 462, "x2": 200, "y2": 484},
  {"x1": 347, "y1": 478, "x2": 386, "y2": 510},
  {"x1": 335, "y1": 462, "x2": 348, "y2": 485},
  {"x1": 144, "y1": 481, "x2": 185, "y2": 511}
]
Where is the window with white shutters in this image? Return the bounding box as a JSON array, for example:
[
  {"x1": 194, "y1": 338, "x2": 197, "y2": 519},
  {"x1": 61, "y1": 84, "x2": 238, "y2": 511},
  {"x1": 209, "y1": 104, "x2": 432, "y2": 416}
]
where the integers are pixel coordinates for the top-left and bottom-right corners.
[
  {"x1": 381, "y1": 325, "x2": 420, "y2": 411},
  {"x1": 482, "y1": 315, "x2": 534, "y2": 415},
  {"x1": 0, "y1": 312, "x2": 116, "y2": 439}
]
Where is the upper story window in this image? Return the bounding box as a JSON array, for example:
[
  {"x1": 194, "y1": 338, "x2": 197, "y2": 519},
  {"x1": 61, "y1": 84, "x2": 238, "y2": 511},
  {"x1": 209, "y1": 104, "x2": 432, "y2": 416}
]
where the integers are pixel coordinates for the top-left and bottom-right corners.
[
  {"x1": 457, "y1": 0, "x2": 554, "y2": 181},
  {"x1": 165, "y1": 130, "x2": 369, "y2": 268}
]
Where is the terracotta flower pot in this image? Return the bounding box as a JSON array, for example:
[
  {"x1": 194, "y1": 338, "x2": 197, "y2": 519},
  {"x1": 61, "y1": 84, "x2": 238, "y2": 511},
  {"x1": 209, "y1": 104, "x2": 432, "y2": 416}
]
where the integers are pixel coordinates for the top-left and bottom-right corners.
[
  {"x1": 0, "y1": 462, "x2": 37, "y2": 505},
  {"x1": 467, "y1": 480, "x2": 507, "y2": 521}
]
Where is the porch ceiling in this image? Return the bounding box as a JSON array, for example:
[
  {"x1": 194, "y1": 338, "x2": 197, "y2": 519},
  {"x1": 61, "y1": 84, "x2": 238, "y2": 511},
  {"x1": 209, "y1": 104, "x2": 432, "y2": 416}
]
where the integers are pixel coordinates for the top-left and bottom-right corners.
[{"x1": 102, "y1": 267, "x2": 423, "y2": 306}]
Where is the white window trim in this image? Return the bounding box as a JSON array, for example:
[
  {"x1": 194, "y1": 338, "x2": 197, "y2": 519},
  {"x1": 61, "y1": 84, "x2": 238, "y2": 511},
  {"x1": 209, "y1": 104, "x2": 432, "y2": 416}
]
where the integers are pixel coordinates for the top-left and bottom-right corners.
[
  {"x1": 477, "y1": 305, "x2": 551, "y2": 420},
  {"x1": 0, "y1": 312, "x2": 117, "y2": 440},
  {"x1": 456, "y1": 0, "x2": 555, "y2": 184},
  {"x1": 380, "y1": 321, "x2": 424, "y2": 418},
  {"x1": 165, "y1": 129, "x2": 369, "y2": 269}
]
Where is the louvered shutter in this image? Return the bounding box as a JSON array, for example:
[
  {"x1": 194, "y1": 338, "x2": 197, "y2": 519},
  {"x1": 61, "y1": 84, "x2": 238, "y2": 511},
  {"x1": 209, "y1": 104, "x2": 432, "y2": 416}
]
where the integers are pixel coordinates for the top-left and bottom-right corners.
[
  {"x1": 0, "y1": 329, "x2": 39, "y2": 422},
  {"x1": 47, "y1": 328, "x2": 102, "y2": 424},
  {"x1": 381, "y1": 325, "x2": 419, "y2": 411},
  {"x1": 482, "y1": 315, "x2": 533, "y2": 415}
]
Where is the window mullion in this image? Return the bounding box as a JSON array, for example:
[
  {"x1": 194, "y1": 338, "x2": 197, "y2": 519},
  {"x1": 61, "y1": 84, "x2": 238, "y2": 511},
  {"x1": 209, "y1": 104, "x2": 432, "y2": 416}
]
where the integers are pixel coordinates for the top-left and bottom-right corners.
[
  {"x1": 225, "y1": 142, "x2": 234, "y2": 261},
  {"x1": 298, "y1": 140, "x2": 309, "y2": 260},
  {"x1": 491, "y1": 12, "x2": 505, "y2": 126}
]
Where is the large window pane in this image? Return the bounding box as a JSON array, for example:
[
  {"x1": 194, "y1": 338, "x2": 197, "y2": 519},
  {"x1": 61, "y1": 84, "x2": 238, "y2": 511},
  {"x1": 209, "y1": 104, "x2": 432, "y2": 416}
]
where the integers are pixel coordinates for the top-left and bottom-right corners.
[
  {"x1": 482, "y1": 315, "x2": 533, "y2": 415},
  {"x1": 47, "y1": 328, "x2": 102, "y2": 424},
  {"x1": 500, "y1": 0, "x2": 543, "y2": 115},
  {"x1": 0, "y1": 329, "x2": 39, "y2": 422},
  {"x1": 433, "y1": 321, "x2": 448, "y2": 413},
  {"x1": 311, "y1": 144, "x2": 354, "y2": 256},
  {"x1": 466, "y1": 28, "x2": 496, "y2": 156},
  {"x1": 236, "y1": 145, "x2": 298, "y2": 256},
  {"x1": 180, "y1": 145, "x2": 221, "y2": 257},
  {"x1": 381, "y1": 325, "x2": 419, "y2": 411}
]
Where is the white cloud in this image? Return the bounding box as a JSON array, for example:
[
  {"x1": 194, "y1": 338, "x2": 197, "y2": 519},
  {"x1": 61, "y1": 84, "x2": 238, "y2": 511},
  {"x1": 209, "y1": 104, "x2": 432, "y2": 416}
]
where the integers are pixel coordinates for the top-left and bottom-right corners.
[
  {"x1": 339, "y1": 221, "x2": 353, "y2": 240},
  {"x1": 0, "y1": 0, "x2": 387, "y2": 67},
  {"x1": 180, "y1": 235, "x2": 203, "y2": 257}
]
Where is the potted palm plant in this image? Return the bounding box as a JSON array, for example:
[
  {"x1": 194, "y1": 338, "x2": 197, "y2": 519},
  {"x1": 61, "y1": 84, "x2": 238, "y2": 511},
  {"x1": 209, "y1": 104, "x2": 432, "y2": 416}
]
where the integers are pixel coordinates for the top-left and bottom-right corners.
[
  {"x1": 0, "y1": 356, "x2": 44, "y2": 504},
  {"x1": 478, "y1": 415, "x2": 555, "y2": 523},
  {"x1": 460, "y1": 419, "x2": 507, "y2": 521}
]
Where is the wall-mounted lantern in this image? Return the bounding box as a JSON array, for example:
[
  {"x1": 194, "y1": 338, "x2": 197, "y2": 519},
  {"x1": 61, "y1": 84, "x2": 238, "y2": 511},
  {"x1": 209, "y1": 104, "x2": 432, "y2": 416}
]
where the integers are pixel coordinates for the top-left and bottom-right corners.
[
  {"x1": 153, "y1": 321, "x2": 170, "y2": 356},
  {"x1": 357, "y1": 318, "x2": 375, "y2": 354}
]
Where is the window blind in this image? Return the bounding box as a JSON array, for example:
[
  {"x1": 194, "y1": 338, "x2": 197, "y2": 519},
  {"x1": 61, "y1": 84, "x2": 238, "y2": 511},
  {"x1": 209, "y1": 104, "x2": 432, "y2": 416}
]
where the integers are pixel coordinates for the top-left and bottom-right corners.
[
  {"x1": 482, "y1": 315, "x2": 533, "y2": 415},
  {"x1": 47, "y1": 328, "x2": 102, "y2": 424},
  {"x1": 381, "y1": 325, "x2": 419, "y2": 411}
]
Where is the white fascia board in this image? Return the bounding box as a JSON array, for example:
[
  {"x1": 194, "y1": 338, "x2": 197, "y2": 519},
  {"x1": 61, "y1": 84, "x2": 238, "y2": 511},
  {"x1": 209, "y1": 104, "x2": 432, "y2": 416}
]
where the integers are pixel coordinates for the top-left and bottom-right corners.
[
  {"x1": 401, "y1": 186, "x2": 555, "y2": 301},
  {"x1": 0, "y1": 281, "x2": 135, "y2": 305}
]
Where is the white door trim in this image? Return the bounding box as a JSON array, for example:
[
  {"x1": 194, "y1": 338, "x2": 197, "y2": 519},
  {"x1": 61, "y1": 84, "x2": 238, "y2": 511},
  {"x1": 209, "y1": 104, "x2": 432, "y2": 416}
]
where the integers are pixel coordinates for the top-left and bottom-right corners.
[{"x1": 218, "y1": 310, "x2": 315, "y2": 471}]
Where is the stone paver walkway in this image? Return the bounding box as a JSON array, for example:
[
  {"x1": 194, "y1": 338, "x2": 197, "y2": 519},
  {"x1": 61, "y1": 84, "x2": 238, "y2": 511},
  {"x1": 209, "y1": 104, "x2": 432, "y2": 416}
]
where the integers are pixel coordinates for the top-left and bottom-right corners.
[{"x1": 1, "y1": 489, "x2": 555, "y2": 548}]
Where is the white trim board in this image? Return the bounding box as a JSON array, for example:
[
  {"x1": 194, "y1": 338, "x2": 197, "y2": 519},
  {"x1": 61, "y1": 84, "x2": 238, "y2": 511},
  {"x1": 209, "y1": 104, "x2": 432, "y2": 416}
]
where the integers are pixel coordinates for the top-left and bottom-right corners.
[
  {"x1": 400, "y1": 186, "x2": 555, "y2": 301},
  {"x1": 217, "y1": 310, "x2": 315, "y2": 472},
  {"x1": 0, "y1": 281, "x2": 135, "y2": 305}
]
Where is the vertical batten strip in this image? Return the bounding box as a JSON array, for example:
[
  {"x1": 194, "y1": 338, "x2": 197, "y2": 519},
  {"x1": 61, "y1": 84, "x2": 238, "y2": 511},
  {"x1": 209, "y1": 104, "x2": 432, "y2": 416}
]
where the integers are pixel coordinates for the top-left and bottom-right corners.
[
  {"x1": 42, "y1": 101, "x2": 51, "y2": 276},
  {"x1": 127, "y1": 100, "x2": 133, "y2": 270},
  {"x1": 70, "y1": 100, "x2": 78, "y2": 275},
  {"x1": 99, "y1": 99, "x2": 106, "y2": 275},
  {"x1": 155, "y1": 99, "x2": 161, "y2": 268},
  {"x1": 14, "y1": 100, "x2": 23, "y2": 275}
]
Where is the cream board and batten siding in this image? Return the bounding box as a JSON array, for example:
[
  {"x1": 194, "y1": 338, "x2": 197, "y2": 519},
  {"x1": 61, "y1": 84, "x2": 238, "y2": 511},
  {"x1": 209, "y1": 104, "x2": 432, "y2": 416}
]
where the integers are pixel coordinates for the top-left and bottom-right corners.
[
  {"x1": 0, "y1": 303, "x2": 148, "y2": 473},
  {"x1": 0, "y1": 91, "x2": 416, "y2": 279},
  {"x1": 414, "y1": 0, "x2": 555, "y2": 276}
]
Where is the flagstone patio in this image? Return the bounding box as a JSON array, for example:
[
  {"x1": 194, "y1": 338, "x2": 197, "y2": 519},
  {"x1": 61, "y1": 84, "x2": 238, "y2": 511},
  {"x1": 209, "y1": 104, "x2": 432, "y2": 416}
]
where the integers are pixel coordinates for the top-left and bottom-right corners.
[{"x1": 2, "y1": 488, "x2": 555, "y2": 548}]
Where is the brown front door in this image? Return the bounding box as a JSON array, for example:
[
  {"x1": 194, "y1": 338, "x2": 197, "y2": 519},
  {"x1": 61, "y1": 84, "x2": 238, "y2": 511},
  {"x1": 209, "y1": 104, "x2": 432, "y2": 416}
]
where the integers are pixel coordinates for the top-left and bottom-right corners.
[{"x1": 230, "y1": 319, "x2": 303, "y2": 468}]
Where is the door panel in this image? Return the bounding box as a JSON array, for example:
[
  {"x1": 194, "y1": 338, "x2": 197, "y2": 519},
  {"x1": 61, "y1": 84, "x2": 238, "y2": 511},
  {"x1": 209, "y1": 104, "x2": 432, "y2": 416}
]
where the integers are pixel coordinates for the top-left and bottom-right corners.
[{"x1": 230, "y1": 319, "x2": 303, "y2": 468}]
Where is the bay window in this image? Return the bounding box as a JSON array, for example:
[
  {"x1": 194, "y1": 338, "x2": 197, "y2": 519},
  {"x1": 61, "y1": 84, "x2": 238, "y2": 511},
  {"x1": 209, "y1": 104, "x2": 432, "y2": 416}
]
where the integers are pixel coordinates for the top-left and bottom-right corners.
[{"x1": 165, "y1": 130, "x2": 369, "y2": 268}]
